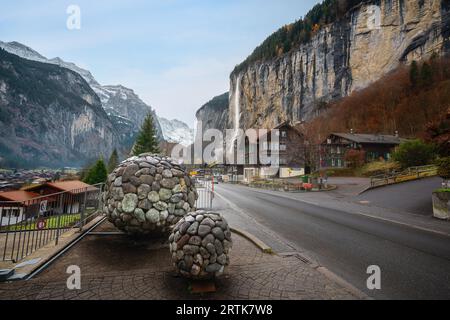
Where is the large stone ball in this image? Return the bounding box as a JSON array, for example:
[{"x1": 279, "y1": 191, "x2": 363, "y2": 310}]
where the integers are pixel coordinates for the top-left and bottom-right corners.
[
  {"x1": 169, "y1": 211, "x2": 232, "y2": 279},
  {"x1": 103, "y1": 154, "x2": 198, "y2": 236}
]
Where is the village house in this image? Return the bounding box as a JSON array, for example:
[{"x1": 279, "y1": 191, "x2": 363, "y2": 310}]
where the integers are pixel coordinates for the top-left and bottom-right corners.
[
  {"x1": 242, "y1": 122, "x2": 306, "y2": 183},
  {"x1": 0, "y1": 190, "x2": 54, "y2": 226},
  {"x1": 25, "y1": 181, "x2": 99, "y2": 214},
  {"x1": 0, "y1": 181, "x2": 98, "y2": 226},
  {"x1": 319, "y1": 132, "x2": 405, "y2": 169}
]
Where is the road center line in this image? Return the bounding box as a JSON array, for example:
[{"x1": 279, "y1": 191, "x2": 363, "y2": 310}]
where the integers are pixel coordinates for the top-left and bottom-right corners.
[{"x1": 221, "y1": 185, "x2": 450, "y2": 238}]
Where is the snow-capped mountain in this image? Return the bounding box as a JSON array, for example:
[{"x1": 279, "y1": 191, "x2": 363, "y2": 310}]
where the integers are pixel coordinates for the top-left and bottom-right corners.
[
  {"x1": 0, "y1": 41, "x2": 99, "y2": 87},
  {"x1": 158, "y1": 117, "x2": 194, "y2": 147},
  {"x1": 0, "y1": 41, "x2": 173, "y2": 144}
]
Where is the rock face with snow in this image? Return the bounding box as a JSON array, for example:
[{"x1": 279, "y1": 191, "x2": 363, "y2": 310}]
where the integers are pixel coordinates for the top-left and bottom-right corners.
[
  {"x1": 0, "y1": 41, "x2": 163, "y2": 151},
  {"x1": 0, "y1": 48, "x2": 117, "y2": 167},
  {"x1": 93, "y1": 85, "x2": 163, "y2": 147},
  {"x1": 158, "y1": 117, "x2": 194, "y2": 146}
]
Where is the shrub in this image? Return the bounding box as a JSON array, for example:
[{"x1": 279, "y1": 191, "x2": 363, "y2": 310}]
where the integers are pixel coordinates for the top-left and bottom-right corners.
[
  {"x1": 392, "y1": 139, "x2": 436, "y2": 168},
  {"x1": 344, "y1": 149, "x2": 366, "y2": 168},
  {"x1": 436, "y1": 157, "x2": 450, "y2": 180},
  {"x1": 361, "y1": 161, "x2": 401, "y2": 177}
]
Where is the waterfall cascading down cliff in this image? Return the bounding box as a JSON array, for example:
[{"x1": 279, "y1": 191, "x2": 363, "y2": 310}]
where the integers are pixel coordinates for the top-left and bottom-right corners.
[{"x1": 227, "y1": 0, "x2": 450, "y2": 131}]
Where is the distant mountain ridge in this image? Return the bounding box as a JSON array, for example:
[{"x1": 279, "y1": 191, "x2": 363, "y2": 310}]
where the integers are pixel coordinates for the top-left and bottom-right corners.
[
  {"x1": 0, "y1": 41, "x2": 193, "y2": 149},
  {"x1": 0, "y1": 48, "x2": 117, "y2": 167},
  {"x1": 0, "y1": 40, "x2": 162, "y2": 145},
  {"x1": 157, "y1": 116, "x2": 194, "y2": 146},
  {"x1": 195, "y1": 92, "x2": 229, "y2": 133}
]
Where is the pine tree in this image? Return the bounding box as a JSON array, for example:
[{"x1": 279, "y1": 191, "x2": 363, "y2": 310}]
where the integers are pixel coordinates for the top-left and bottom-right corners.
[
  {"x1": 410, "y1": 60, "x2": 419, "y2": 87},
  {"x1": 420, "y1": 62, "x2": 433, "y2": 87},
  {"x1": 107, "y1": 149, "x2": 119, "y2": 173},
  {"x1": 83, "y1": 158, "x2": 108, "y2": 185},
  {"x1": 133, "y1": 113, "x2": 160, "y2": 156}
]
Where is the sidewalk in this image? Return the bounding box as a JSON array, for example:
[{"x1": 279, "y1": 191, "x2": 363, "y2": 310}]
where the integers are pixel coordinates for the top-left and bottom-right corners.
[{"x1": 0, "y1": 221, "x2": 361, "y2": 300}]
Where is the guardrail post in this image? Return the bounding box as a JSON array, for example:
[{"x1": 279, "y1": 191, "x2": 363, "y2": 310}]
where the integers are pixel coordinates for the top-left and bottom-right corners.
[
  {"x1": 79, "y1": 188, "x2": 87, "y2": 232},
  {"x1": 55, "y1": 193, "x2": 64, "y2": 246}
]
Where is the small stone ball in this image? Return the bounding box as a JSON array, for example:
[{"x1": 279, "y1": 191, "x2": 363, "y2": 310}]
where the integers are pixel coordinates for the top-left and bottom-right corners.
[
  {"x1": 169, "y1": 211, "x2": 232, "y2": 279},
  {"x1": 103, "y1": 154, "x2": 198, "y2": 236}
]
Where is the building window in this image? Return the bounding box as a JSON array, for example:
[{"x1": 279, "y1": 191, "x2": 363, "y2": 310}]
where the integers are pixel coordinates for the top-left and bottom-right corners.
[
  {"x1": 280, "y1": 144, "x2": 286, "y2": 151},
  {"x1": 1, "y1": 209, "x2": 20, "y2": 218},
  {"x1": 337, "y1": 159, "x2": 342, "y2": 167},
  {"x1": 281, "y1": 131, "x2": 287, "y2": 138},
  {"x1": 331, "y1": 159, "x2": 335, "y2": 167}
]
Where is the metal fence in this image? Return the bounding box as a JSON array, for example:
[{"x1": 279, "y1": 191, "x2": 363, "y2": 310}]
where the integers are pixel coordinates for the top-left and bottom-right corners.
[
  {"x1": 370, "y1": 165, "x2": 438, "y2": 188},
  {"x1": 195, "y1": 178, "x2": 214, "y2": 210},
  {"x1": 0, "y1": 184, "x2": 104, "y2": 262}
]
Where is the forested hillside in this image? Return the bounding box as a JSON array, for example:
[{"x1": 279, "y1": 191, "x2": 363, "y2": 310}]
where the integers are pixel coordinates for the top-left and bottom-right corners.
[
  {"x1": 233, "y1": 0, "x2": 363, "y2": 74},
  {"x1": 304, "y1": 56, "x2": 450, "y2": 143}
]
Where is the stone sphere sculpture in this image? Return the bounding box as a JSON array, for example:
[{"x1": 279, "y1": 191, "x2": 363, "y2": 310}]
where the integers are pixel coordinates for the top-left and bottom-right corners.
[
  {"x1": 103, "y1": 154, "x2": 198, "y2": 235},
  {"x1": 169, "y1": 211, "x2": 232, "y2": 279}
]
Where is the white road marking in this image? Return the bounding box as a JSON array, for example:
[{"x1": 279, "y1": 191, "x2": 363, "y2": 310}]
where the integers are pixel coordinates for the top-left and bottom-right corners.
[{"x1": 218, "y1": 185, "x2": 450, "y2": 238}]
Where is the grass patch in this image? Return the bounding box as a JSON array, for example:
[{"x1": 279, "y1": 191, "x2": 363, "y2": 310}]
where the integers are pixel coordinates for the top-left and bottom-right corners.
[
  {"x1": 360, "y1": 161, "x2": 401, "y2": 177},
  {"x1": 2, "y1": 214, "x2": 81, "y2": 231}
]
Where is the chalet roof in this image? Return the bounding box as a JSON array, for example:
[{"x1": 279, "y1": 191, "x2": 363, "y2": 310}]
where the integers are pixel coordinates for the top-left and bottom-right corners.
[
  {"x1": 0, "y1": 190, "x2": 40, "y2": 202},
  {"x1": 329, "y1": 133, "x2": 405, "y2": 145},
  {"x1": 273, "y1": 121, "x2": 303, "y2": 135},
  {"x1": 26, "y1": 180, "x2": 98, "y2": 194}
]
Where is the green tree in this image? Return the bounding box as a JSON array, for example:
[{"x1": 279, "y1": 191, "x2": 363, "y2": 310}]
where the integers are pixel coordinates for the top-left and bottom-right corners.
[
  {"x1": 133, "y1": 113, "x2": 160, "y2": 156},
  {"x1": 420, "y1": 62, "x2": 433, "y2": 87},
  {"x1": 83, "y1": 158, "x2": 108, "y2": 185},
  {"x1": 436, "y1": 157, "x2": 450, "y2": 180},
  {"x1": 410, "y1": 60, "x2": 419, "y2": 87},
  {"x1": 392, "y1": 139, "x2": 436, "y2": 168},
  {"x1": 107, "y1": 149, "x2": 119, "y2": 173}
]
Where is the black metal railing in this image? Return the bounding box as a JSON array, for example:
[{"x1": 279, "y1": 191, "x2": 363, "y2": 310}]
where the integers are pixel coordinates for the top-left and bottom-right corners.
[{"x1": 0, "y1": 183, "x2": 104, "y2": 262}]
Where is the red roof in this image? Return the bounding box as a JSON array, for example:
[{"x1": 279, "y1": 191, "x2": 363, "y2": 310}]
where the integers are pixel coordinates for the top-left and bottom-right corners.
[
  {"x1": 27, "y1": 180, "x2": 99, "y2": 194},
  {"x1": 0, "y1": 190, "x2": 40, "y2": 202},
  {"x1": 46, "y1": 181, "x2": 98, "y2": 192}
]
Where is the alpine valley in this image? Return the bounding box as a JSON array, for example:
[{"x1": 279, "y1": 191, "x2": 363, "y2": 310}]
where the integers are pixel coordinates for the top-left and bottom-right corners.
[{"x1": 0, "y1": 41, "x2": 194, "y2": 167}]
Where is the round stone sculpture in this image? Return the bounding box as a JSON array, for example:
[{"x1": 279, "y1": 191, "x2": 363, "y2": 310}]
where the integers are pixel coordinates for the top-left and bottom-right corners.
[
  {"x1": 103, "y1": 154, "x2": 198, "y2": 235},
  {"x1": 169, "y1": 211, "x2": 232, "y2": 279}
]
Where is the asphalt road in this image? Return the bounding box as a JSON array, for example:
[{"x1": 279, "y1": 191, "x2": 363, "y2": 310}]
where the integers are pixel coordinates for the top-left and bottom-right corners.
[
  {"x1": 215, "y1": 183, "x2": 450, "y2": 300},
  {"x1": 355, "y1": 177, "x2": 442, "y2": 215}
]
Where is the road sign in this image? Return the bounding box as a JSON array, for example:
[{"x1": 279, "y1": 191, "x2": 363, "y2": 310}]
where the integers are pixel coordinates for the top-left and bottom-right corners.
[
  {"x1": 39, "y1": 200, "x2": 48, "y2": 214},
  {"x1": 36, "y1": 218, "x2": 47, "y2": 230}
]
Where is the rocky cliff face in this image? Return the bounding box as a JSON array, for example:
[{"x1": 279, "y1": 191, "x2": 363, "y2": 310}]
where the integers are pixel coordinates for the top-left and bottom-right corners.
[
  {"x1": 195, "y1": 92, "x2": 229, "y2": 132},
  {"x1": 157, "y1": 117, "x2": 194, "y2": 146},
  {"x1": 0, "y1": 49, "x2": 117, "y2": 167},
  {"x1": 0, "y1": 41, "x2": 164, "y2": 147},
  {"x1": 92, "y1": 85, "x2": 163, "y2": 147},
  {"x1": 229, "y1": 0, "x2": 450, "y2": 130}
]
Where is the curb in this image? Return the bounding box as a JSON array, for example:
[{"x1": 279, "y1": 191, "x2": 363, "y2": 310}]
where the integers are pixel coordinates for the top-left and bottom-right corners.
[
  {"x1": 315, "y1": 266, "x2": 372, "y2": 300},
  {"x1": 230, "y1": 227, "x2": 273, "y2": 254}
]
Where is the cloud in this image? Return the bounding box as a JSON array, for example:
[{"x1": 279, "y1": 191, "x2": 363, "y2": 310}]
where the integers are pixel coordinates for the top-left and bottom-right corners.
[{"x1": 107, "y1": 57, "x2": 235, "y2": 126}]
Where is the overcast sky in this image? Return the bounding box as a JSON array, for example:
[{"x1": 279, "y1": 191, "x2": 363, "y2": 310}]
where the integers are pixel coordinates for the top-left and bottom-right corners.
[{"x1": 1, "y1": 0, "x2": 319, "y2": 126}]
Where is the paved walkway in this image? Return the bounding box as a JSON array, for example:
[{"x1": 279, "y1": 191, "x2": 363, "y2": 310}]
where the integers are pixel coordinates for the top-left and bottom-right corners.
[{"x1": 0, "y1": 221, "x2": 359, "y2": 300}]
